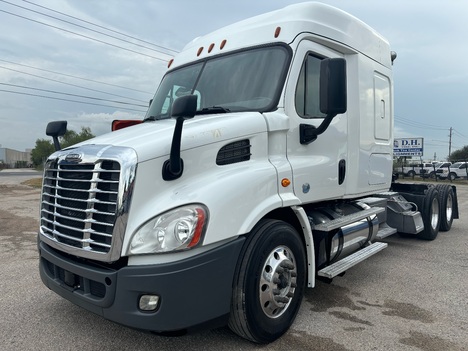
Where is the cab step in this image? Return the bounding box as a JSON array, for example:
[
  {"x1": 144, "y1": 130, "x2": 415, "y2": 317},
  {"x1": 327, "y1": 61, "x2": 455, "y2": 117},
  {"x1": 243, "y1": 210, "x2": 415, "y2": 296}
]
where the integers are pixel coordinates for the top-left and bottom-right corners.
[
  {"x1": 376, "y1": 223, "x2": 397, "y2": 240},
  {"x1": 313, "y1": 207, "x2": 384, "y2": 232},
  {"x1": 317, "y1": 242, "x2": 388, "y2": 279}
]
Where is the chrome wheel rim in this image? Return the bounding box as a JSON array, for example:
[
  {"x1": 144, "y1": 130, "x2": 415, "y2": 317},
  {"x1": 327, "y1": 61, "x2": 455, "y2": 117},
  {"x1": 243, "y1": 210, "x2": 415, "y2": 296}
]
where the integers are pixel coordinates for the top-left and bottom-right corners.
[
  {"x1": 431, "y1": 197, "x2": 440, "y2": 230},
  {"x1": 445, "y1": 193, "x2": 453, "y2": 222},
  {"x1": 259, "y1": 246, "x2": 297, "y2": 318}
]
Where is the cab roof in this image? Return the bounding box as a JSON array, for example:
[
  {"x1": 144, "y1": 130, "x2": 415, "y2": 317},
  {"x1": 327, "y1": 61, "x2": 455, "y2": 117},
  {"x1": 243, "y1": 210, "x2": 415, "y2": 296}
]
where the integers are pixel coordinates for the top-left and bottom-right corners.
[{"x1": 170, "y1": 2, "x2": 392, "y2": 69}]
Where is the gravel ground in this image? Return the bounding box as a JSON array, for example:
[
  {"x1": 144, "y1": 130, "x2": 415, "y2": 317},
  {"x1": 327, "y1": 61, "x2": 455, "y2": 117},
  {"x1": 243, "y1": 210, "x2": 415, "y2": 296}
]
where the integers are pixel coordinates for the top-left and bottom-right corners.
[{"x1": 0, "y1": 173, "x2": 466, "y2": 351}]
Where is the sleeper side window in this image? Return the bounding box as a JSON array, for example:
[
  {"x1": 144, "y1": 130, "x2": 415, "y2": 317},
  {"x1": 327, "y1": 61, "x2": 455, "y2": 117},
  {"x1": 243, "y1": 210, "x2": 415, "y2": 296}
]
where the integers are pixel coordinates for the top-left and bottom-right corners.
[{"x1": 295, "y1": 54, "x2": 326, "y2": 118}]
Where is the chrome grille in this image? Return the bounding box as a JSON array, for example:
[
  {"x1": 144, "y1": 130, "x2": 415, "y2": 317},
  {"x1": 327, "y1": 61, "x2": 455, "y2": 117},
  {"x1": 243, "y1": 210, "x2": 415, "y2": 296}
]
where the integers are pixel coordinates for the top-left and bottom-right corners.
[{"x1": 39, "y1": 146, "x2": 137, "y2": 262}]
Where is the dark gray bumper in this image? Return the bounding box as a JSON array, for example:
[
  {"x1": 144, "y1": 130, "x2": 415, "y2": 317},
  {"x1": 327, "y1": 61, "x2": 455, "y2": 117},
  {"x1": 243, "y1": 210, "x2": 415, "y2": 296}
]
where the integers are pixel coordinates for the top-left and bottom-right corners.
[{"x1": 39, "y1": 238, "x2": 245, "y2": 332}]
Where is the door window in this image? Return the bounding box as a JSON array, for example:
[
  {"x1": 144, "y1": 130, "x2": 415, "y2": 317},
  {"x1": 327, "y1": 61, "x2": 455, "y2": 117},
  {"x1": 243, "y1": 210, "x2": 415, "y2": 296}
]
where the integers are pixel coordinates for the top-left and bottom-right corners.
[{"x1": 295, "y1": 54, "x2": 326, "y2": 118}]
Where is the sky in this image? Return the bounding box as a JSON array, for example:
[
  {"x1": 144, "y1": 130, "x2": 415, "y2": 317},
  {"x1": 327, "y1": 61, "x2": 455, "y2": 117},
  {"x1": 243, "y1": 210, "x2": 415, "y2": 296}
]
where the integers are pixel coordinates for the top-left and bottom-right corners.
[{"x1": 0, "y1": 0, "x2": 467, "y2": 161}]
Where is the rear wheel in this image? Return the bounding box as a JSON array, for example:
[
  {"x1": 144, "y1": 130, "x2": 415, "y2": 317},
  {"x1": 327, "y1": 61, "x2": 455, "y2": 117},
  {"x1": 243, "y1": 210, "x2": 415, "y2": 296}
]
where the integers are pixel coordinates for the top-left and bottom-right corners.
[
  {"x1": 436, "y1": 184, "x2": 454, "y2": 231},
  {"x1": 228, "y1": 219, "x2": 306, "y2": 343},
  {"x1": 407, "y1": 170, "x2": 416, "y2": 177},
  {"x1": 417, "y1": 187, "x2": 440, "y2": 240}
]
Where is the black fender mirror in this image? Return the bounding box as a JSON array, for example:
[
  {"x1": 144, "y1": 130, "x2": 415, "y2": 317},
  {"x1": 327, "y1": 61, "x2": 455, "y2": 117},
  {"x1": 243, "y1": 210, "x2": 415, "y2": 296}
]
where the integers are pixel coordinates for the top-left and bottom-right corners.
[
  {"x1": 162, "y1": 94, "x2": 198, "y2": 180},
  {"x1": 46, "y1": 121, "x2": 67, "y2": 151}
]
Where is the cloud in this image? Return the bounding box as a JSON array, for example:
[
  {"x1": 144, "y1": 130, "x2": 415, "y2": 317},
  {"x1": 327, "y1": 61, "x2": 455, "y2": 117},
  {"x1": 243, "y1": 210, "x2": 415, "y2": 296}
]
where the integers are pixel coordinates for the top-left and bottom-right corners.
[
  {"x1": 72, "y1": 110, "x2": 143, "y2": 137},
  {"x1": 0, "y1": 0, "x2": 467, "y2": 162}
]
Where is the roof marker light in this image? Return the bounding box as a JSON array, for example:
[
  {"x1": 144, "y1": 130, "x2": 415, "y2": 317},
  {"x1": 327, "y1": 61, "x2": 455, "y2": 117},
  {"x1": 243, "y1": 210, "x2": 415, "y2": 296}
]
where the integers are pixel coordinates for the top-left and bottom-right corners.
[
  {"x1": 167, "y1": 59, "x2": 174, "y2": 68},
  {"x1": 197, "y1": 47, "x2": 204, "y2": 56},
  {"x1": 208, "y1": 43, "x2": 215, "y2": 53},
  {"x1": 274, "y1": 27, "x2": 281, "y2": 38},
  {"x1": 220, "y1": 39, "x2": 227, "y2": 50}
]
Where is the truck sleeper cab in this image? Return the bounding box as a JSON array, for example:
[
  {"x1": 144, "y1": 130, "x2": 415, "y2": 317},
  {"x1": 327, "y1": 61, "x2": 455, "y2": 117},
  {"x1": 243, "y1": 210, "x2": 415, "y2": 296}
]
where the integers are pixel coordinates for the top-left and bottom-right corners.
[{"x1": 38, "y1": 3, "x2": 459, "y2": 344}]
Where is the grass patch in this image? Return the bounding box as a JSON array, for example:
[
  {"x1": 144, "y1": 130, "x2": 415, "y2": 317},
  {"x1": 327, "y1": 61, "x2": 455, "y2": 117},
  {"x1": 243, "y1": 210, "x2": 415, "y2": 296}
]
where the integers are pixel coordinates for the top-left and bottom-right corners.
[{"x1": 21, "y1": 178, "x2": 43, "y2": 188}]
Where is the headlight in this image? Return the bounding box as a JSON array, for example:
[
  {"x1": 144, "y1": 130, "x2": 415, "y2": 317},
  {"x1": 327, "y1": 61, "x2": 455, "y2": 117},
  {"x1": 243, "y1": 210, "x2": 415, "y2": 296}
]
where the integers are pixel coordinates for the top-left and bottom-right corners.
[{"x1": 128, "y1": 204, "x2": 208, "y2": 255}]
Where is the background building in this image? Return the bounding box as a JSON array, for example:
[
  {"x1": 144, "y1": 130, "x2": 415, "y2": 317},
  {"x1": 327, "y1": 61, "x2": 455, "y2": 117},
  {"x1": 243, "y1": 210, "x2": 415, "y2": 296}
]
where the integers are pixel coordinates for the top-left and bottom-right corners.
[{"x1": 0, "y1": 147, "x2": 32, "y2": 168}]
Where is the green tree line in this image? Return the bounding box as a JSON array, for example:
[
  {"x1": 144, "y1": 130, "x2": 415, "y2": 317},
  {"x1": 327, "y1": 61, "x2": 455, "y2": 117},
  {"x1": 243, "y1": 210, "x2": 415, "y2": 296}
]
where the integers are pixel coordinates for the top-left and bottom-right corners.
[
  {"x1": 31, "y1": 127, "x2": 95, "y2": 167},
  {"x1": 449, "y1": 146, "x2": 468, "y2": 162}
]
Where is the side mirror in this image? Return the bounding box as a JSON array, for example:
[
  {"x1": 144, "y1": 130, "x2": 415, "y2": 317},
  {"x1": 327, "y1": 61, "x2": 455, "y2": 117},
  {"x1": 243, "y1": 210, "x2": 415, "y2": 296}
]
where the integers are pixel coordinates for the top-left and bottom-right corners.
[
  {"x1": 300, "y1": 58, "x2": 347, "y2": 145},
  {"x1": 46, "y1": 121, "x2": 67, "y2": 151},
  {"x1": 162, "y1": 95, "x2": 198, "y2": 181},
  {"x1": 171, "y1": 94, "x2": 197, "y2": 119},
  {"x1": 320, "y1": 58, "x2": 347, "y2": 116}
]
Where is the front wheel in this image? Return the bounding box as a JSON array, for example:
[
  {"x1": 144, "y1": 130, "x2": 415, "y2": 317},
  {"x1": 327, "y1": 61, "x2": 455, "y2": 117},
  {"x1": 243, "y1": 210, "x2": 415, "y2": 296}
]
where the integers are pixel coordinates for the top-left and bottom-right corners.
[{"x1": 228, "y1": 219, "x2": 306, "y2": 343}]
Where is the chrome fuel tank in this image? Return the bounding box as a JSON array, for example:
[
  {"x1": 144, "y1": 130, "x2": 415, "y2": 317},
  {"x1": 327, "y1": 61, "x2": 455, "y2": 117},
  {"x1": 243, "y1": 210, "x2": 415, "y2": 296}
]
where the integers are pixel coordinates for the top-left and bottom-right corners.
[{"x1": 307, "y1": 202, "x2": 379, "y2": 269}]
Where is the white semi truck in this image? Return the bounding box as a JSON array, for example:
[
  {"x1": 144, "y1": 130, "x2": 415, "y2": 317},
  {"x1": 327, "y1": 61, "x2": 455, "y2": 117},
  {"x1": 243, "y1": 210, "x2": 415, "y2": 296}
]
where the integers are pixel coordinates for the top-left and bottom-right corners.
[{"x1": 38, "y1": 3, "x2": 459, "y2": 343}]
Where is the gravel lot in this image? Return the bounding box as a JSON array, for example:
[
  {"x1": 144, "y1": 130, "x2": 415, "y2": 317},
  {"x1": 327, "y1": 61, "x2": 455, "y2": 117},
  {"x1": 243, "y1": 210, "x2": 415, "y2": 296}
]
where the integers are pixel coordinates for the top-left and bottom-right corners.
[{"x1": 0, "y1": 171, "x2": 467, "y2": 351}]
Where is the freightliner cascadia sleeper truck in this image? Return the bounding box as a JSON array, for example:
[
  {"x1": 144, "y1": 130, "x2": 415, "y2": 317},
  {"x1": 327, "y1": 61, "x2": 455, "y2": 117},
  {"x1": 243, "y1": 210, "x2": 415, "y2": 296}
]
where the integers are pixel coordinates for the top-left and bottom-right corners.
[{"x1": 38, "y1": 2, "x2": 459, "y2": 343}]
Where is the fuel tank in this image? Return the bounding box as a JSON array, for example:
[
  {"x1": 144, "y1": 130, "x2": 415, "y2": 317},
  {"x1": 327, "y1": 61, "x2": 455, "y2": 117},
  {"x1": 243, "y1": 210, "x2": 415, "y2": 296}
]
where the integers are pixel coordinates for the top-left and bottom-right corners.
[{"x1": 306, "y1": 202, "x2": 379, "y2": 270}]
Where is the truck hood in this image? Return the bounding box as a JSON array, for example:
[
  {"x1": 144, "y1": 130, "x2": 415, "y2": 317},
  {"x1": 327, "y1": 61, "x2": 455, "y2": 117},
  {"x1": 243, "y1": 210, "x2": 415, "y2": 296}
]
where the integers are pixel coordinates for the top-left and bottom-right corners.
[{"x1": 67, "y1": 112, "x2": 268, "y2": 163}]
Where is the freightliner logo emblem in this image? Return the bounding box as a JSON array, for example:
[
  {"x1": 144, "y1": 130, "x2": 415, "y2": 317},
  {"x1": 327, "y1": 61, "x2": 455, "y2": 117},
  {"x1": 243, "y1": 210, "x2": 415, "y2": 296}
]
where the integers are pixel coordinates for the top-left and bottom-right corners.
[{"x1": 65, "y1": 153, "x2": 83, "y2": 163}]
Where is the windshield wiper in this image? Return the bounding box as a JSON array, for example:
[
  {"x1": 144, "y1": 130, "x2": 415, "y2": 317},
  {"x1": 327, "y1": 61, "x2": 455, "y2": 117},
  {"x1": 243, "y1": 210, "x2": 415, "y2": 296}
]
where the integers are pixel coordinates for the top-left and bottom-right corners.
[
  {"x1": 196, "y1": 106, "x2": 231, "y2": 115},
  {"x1": 143, "y1": 115, "x2": 168, "y2": 122}
]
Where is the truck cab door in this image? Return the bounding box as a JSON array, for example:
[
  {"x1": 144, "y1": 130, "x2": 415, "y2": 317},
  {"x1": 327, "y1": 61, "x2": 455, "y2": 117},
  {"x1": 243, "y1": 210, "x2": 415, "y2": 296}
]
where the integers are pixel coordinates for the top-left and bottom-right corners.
[{"x1": 284, "y1": 41, "x2": 348, "y2": 203}]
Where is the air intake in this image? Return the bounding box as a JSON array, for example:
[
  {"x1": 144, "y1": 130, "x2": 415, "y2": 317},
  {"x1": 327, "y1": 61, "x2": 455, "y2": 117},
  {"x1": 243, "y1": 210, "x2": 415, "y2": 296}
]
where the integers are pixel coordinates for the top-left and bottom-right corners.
[{"x1": 216, "y1": 139, "x2": 251, "y2": 165}]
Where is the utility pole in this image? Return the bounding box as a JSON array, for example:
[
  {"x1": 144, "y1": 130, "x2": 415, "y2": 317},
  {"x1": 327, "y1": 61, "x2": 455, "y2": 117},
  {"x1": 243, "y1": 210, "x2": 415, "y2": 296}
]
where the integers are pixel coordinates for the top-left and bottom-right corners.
[{"x1": 448, "y1": 127, "x2": 452, "y2": 159}]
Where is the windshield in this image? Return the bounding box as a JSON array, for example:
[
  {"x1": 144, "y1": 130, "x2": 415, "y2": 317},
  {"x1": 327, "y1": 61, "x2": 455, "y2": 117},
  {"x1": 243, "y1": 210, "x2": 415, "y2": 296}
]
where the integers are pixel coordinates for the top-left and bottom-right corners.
[{"x1": 146, "y1": 45, "x2": 291, "y2": 120}]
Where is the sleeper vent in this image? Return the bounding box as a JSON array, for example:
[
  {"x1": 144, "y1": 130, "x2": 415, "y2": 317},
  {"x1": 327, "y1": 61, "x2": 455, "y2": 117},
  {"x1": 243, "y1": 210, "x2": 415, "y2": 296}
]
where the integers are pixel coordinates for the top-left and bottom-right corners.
[{"x1": 216, "y1": 139, "x2": 251, "y2": 166}]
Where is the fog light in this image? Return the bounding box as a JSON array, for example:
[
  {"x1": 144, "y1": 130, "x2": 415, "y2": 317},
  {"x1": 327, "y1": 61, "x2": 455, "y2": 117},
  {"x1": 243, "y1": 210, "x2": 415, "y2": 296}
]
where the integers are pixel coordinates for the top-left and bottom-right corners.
[{"x1": 139, "y1": 295, "x2": 160, "y2": 311}]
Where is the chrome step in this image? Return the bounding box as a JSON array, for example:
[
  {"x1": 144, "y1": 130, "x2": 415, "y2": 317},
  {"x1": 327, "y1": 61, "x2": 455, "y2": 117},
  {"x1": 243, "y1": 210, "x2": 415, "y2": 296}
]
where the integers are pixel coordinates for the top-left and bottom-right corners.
[
  {"x1": 376, "y1": 223, "x2": 397, "y2": 240},
  {"x1": 313, "y1": 207, "x2": 385, "y2": 232},
  {"x1": 317, "y1": 242, "x2": 388, "y2": 279}
]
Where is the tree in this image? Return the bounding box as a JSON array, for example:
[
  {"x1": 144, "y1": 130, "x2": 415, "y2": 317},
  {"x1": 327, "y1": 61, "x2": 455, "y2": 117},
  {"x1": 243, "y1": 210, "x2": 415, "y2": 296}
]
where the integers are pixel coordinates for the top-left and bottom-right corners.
[
  {"x1": 31, "y1": 127, "x2": 95, "y2": 167},
  {"x1": 449, "y1": 145, "x2": 468, "y2": 162},
  {"x1": 61, "y1": 127, "x2": 94, "y2": 148},
  {"x1": 31, "y1": 139, "x2": 55, "y2": 167}
]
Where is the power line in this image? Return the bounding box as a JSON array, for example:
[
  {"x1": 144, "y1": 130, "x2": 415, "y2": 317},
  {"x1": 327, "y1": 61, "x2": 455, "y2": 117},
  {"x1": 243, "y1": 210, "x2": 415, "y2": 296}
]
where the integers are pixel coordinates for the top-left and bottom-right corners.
[
  {"x1": 0, "y1": 59, "x2": 152, "y2": 95},
  {"x1": 0, "y1": 89, "x2": 147, "y2": 112},
  {"x1": 22, "y1": 0, "x2": 179, "y2": 54},
  {"x1": 394, "y1": 116, "x2": 448, "y2": 131},
  {"x1": 0, "y1": 9, "x2": 170, "y2": 62},
  {"x1": 0, "y1": 65, "x2": 148, "y2": 103},
  {"x1": 0, "y1": 0, "x2": 175, "y2": 57},
  {"x1": 453, "y1": 129, "x2": 468, "y2": 141},
  {"x1": 0, "y1": 83, "x2": 148, "y2": 108}
]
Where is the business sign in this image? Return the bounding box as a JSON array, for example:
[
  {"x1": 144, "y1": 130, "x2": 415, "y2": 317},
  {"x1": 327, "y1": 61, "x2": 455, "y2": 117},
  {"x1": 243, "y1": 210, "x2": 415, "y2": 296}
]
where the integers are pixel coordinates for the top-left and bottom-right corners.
[{"x1": 393, "y1": 138, "x2": 424, "y2": 156}]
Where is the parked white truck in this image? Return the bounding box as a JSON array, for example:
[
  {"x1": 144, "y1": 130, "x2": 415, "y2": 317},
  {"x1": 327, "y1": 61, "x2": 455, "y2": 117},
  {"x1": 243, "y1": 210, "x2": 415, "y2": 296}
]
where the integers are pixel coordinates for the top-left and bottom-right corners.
[
  {"x1": 399, "y1": 162, "x2": 435, "y2": 178},
  {"x1": 439, "y1": 161, "x2": 468, "y2": 180},
  {"x1": 38, "y1": 2, "x2": 459, "y2": 344}
]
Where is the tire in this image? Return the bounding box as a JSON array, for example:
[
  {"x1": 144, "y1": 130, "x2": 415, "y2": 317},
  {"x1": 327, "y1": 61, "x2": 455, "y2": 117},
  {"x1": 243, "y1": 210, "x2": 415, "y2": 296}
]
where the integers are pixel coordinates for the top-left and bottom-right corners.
[
  {"x1": 408, "y1": 170, "x2": 416, "y2": 177},
  {"x1": 416, "y1": 187, "x2": 440, "y2": 240},
  {"x1": 228, "y1": 219, "x2": 306, "y2": 343},
  {"x1": 436, "y1": 184, "x2": 454, "y2": 231},
  {"x1": 448, "y1": 172, "x2": 457, "y2": 181},
  {"x1": 429, "y1": 171, "x2": 436, "y2": 179}
]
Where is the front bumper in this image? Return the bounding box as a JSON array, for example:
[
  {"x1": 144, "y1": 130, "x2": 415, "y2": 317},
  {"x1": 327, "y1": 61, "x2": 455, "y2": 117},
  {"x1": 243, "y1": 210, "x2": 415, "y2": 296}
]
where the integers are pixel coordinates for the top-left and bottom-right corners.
[{"x1": 39, "y1": 237, "x2": 244, "y2": 332}]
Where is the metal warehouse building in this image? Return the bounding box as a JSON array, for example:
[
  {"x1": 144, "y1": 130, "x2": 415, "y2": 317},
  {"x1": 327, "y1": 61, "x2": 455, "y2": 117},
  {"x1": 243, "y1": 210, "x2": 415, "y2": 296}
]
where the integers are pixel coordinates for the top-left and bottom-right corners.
[{"x1": 0, "y1": 148, "x2": 32, "y2": 168}]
